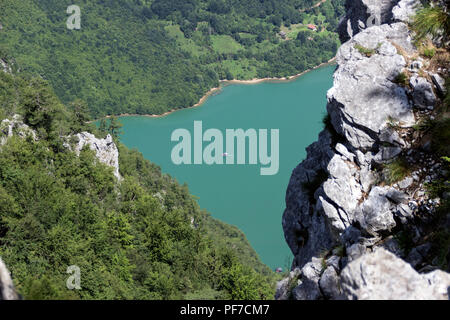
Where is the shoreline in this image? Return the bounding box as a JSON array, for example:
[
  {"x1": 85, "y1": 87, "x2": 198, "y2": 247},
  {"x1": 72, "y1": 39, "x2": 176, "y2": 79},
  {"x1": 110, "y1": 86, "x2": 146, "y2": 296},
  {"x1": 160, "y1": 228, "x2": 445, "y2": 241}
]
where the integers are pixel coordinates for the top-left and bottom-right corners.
[
  {"x1": 221, "y1": 57, "x2": 336, "y2": 85},
  {"x1": 91, "y1": 57, "x2": 336, "y2": 122}
]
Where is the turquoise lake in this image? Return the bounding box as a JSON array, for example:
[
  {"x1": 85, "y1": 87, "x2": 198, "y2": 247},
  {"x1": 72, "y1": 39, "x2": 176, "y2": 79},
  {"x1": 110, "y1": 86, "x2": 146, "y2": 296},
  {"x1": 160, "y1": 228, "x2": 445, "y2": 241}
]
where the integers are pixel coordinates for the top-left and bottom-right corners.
[{"x1": 118, "y1": 64, "x2": 336, "y2": 269}]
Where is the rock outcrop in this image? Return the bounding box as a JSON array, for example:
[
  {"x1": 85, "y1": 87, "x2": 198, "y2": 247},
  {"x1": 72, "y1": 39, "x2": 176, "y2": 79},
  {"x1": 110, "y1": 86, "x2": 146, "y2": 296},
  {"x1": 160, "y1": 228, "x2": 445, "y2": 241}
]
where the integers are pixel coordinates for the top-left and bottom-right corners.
[
  {"x1": 0, "y1": 114, "x2": 37, "y2": 146},
  {"x1": 338, "y1": 0, "x2": 402, "y2": 42},
  {"x1": 73, "y1": 132, "x2": 121, "y2": 180},
  {"x1": 392, "y1": 0, "x2": 422, "y2": 23},
  {"x1": 0, "y1": 116, "x2": 121, "y2": 181},
  {"x1": 341, "y1": 248, "x2": 450, "y2": 300},
  {"x1": 0, "y1": 258, "x2": 18, "y2": 300},
  {"x1": 279, "y1": 0, "x2": 450, "y2": 300}
]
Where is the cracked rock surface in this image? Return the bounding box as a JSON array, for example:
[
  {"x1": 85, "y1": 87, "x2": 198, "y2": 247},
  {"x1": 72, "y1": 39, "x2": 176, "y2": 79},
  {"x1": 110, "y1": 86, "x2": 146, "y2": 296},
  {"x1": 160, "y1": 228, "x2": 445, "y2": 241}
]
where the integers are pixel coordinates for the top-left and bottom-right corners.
[{"x1": 278, "y1": 0, "x2": 450, "y2": 300}]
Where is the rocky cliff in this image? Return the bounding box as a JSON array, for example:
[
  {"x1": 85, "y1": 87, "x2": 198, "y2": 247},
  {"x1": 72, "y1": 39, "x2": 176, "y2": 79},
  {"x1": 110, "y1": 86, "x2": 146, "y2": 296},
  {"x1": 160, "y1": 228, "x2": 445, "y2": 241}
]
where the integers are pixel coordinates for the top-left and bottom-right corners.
[
  {"x1": 0, "y1": 115, "x2": 121, "y2": 181},
  {"x1": 71, "y1": 132, "x2": 122, "y2": 181},
  {"x1": 278, "y1": 0, "x2": 450, "y2": 300}
]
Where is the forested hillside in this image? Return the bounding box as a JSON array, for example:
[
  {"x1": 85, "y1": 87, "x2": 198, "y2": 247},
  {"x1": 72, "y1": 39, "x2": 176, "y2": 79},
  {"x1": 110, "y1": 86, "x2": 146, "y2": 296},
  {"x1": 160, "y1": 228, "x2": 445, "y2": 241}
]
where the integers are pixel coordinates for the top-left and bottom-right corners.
[
  {"x1": 0, "y1": 0, "x2": 344, "y2": 117},
  {"x1": 0, "y1": 59, "x2": 276, "y2": 300}
]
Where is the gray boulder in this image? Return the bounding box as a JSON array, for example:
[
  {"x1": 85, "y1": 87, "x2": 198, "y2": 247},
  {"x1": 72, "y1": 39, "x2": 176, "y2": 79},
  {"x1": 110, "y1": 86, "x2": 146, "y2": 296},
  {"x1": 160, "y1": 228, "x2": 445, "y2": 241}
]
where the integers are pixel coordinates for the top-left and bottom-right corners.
[
  {"x1": 346, "y1": 243, "x2": 367, "y2": 262},
  {"x1": 292, "y1": 258, "x2": 323, "y2": 300},
  {"x1": 340, "y1": 248, "x2": 450, "y2": 300},
  {"x1": 319, "y1": 266, "x2": 342, "y2": 299},
  {"x1": 398, "y1": 176, "x2": 413, "y2": 189},
  {"x1": 410, "y1": 75, "x2": 437, "y2": 109},
  {"x1": 392, "y1": 0, "x2": 421, "y2": 23},
  {"x1": 335, "y1": 143, "x2": 355, "y2": 162},
  {"x1": 356, "y1": 187, "x2": 397, "y2": 235},
  {"x1": 280, "y1": 0, "x2": 449, "y2": 302}
]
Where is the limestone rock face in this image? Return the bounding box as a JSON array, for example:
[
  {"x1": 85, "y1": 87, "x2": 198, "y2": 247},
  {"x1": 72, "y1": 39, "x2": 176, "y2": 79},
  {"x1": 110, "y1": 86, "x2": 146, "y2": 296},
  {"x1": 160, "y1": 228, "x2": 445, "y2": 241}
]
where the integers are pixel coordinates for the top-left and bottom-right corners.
[
  {"x1": 340, "y1": 249, "x2": 450, "y2": 300},
  {"x1": 355, "y1": 186, "x2": 397, "y2": 235},
  {"x1": 392, "y1": 0, "x2": 421, "y2": 23},
  {"x1": 0, "y1": 258, "x2": 19, "y2": 300},
  {"x1": 74, "y1": 132, "x2": 121, "y2": 180},
  {"x1": 338, "y1": 0, "x2": 401, "y2": 42},
  {"x1": 282, "y1": 130, "x2": 335, "y2": 268},
  {"x1": 328, "y1": 22, "x2": 415, "y2": 150},
  {"x1": 283, "y1": 20, "x2": 417, "y2": 270},
  {"x1": 279, "y1": 0, "x2": 450, "y2": 300}
]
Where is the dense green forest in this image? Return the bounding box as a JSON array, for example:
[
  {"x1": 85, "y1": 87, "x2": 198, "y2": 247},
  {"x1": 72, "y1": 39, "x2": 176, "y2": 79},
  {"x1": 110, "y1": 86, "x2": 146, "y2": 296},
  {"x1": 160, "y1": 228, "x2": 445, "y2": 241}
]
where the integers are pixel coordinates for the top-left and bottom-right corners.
[
  {"x1": 0, "y1": 0, "x2": 344, "y2": 117},
  {"x1": 0, "y1": 58, "x2": 277, "y2": 300}
]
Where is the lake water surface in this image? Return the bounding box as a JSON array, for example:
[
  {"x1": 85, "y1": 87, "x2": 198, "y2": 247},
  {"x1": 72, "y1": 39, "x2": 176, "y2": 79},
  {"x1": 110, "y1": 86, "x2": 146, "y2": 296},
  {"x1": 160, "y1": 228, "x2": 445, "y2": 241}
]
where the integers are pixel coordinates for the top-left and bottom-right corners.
[{"x1": 119, "y1": 64, "x2": 336, "y2": 269}]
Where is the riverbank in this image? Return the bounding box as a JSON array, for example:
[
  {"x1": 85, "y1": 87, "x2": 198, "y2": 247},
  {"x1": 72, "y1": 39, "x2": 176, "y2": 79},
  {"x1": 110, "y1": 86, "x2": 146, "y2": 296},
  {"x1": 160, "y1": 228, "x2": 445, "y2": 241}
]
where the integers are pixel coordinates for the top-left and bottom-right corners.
[{"x1": 91, "y1": 57, "x2": 336, "y2": 122}]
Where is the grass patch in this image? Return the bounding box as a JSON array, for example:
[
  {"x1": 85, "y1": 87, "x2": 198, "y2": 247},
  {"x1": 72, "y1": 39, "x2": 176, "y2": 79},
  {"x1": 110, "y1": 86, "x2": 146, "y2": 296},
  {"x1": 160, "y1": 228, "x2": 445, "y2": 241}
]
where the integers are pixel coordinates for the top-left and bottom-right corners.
[
  {"x1": 334, "y1": 245, "x2": 345, "y2": 258},
  {"x1": 287, "y1": 273, "x2": 301, "y2": 300},
  {"x1": 393, "y1": 72, "x2": 409, "y2": 86},
  {"x1": 354, "y1": 44, "x2": 376, "y2": 57},
  {"x1": 383, "y1": 157, "x2": 411, "y2": 185},
  {"x1": 422, "y1": 47, "x2": 436, "y2": 58},
  {"x1": 412, "y1": 118, "x2": 435, "y2": 132},
  {"x1": 211, "y1": 35, "x2": 243, "y2": 54},
  {"x1": 218, "y1": 59, "x2": 259, "y2": 80}
]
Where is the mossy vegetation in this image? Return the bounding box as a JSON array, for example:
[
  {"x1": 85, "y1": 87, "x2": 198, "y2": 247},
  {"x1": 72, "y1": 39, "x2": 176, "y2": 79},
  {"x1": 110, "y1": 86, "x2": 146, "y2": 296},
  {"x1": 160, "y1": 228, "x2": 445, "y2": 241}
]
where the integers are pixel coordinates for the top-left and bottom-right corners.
[
  {"x1": 354, "y1": 44, "x2": 376, "y2": 57},
  {"x1": 383, "y1": 157, "x2": 411, "y2": 185},
  {"x1": 422, "y1": 47, "x2": 437, "y2": 58},
  {"x1": 393, "y1": 72, "x2": 409, "y2": 86}
]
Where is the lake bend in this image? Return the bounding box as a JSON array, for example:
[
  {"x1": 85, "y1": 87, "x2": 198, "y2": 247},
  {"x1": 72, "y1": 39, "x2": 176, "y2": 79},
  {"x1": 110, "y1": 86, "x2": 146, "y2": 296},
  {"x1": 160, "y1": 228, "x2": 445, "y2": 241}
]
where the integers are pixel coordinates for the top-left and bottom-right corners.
[{"x1": 118, "y1": 64, "x2": 336, "y2": 269}]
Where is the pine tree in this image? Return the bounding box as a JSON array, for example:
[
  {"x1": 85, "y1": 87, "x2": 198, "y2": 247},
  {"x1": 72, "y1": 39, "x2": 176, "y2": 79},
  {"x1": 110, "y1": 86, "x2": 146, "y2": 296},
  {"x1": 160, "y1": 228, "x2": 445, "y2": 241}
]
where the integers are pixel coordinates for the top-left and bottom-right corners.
[{"x1": 108, "y1": 116, "x2": 123, "y2": 140}]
